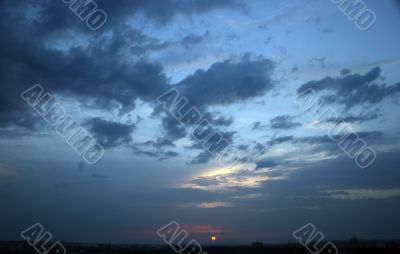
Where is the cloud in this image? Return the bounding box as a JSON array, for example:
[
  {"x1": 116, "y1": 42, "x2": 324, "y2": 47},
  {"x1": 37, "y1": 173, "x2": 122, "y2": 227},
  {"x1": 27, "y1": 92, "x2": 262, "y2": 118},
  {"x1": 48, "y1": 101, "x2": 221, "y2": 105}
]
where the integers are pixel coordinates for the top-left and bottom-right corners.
[
  {"x1": 252, "y1": 121, "x2": 268, "y2": 130},
  {"x1": 91, "y1": 173, "x2": 110, "y2": 179},
  {"x1": 269, "y1": 115, "x2": 301, "y2": 130},
  {"x1": 180, "y1": 31, "x2": 210, "y2": 49},
  {"x1": 267, "y1": 131, "x2": 384, "y2": 147},
  {"x1": 156, "y1": 54, "x2": 273, "y2": 163},
  {"x1": 297, "y1": 67, "x2": 400, "y2": 109},
  {"x1": 177, "y1": 54, "x2": 275, "y2": 108},
  {"x1": 163, "y1": 150, "x2": 179, "y2": 157},
  {"x1": 130, "y1": 143, "x2": 179, "y2": 161},
  {"x1": 309, "y1": 58, "x2": 326, "y2": 68},
  {"x1": 189, "y1": 130, "x2": 235, "y2": 164},
  {"x1": 155, "y1": 54, "x2": 275, "y2": 163},
  {"x1": 341, "y1": 68, "x2": 351, "y2": 75},
  {"x1": 142, "y1": 138, "x2": 176, "y2": 149},
  {"x1": 320, "y1": 28, "x2": 334, "y2": 34},
  {"x1": 255, "y1": 159, "x2": 278, "y2": 170},
  {"x1": 211, "y1": 115, "x2": 234, "y2": 126},
  {"x1": 84, "y1": 118, "x2": 135, "y2": 149},
  {"x1": 322, "y1": 112, "x2": 381, "y2": 124},
  {"x1": 179, "y1": 201, "x2": 233, "y2": 209},
  {"x1": 181, "y1": 224, "x2": 225, "y2": 234},
  {"x1": 27, "y1": 0, "x2": 244, "y2": 35},
  {"x1": 0, "y1": 1, "x2": 274, "y2": 164},
  {"x1": 181, "y1": 166, "x2": 280, "y2": 192},
  {"x1": 322, "y1": 188, "x2": 400, "y2": 200},
  {"x1": 0, "y1": 0, "x2": 246, "y2": 130},
  {"x1": 305, "y1": 16, "x2": 321, "y2": 24},
  {"x1": 160, "y1": 114, "x2": 187, "y2": 141},
  {"x1": 0, "y1": 26, "x2": 170, "y2": 129},
  {"x1": 232, "y1": 193, "x2": 264, "y2": 199},
  {"x1": 267, "y1": 135, "x2": 294, "y2": 146}
]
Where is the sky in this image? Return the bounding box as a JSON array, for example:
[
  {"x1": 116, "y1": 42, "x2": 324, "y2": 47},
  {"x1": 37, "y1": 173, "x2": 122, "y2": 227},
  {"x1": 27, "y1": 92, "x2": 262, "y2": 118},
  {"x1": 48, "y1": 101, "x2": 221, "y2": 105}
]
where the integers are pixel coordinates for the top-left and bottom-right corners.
[{"x1": 1, "y1": 0, "x2": 400, "y2": 245}]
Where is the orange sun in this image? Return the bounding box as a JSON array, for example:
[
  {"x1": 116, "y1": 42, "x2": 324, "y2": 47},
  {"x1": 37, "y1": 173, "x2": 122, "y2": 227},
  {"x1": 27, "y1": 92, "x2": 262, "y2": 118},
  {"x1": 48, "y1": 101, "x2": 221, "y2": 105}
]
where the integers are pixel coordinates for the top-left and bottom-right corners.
[{"x1": 211, "y1": 236, "x2": 217, "y2": 241}]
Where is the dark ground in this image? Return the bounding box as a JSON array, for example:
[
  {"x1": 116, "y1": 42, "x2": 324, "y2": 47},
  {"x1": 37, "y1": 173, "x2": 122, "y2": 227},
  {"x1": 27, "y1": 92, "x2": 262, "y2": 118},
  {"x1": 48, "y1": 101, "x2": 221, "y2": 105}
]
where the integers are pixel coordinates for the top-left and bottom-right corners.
[{"x1": 1, "y1": 240, "x2": 400, "y2": 254}]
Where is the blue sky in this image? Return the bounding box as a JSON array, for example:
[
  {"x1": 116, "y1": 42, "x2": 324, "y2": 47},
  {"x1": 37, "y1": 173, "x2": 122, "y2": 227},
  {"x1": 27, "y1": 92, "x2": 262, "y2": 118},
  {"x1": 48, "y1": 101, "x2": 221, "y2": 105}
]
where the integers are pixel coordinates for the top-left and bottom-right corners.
[{"x1": 1, "y1": 0, "x2": 400, "y2": 245}]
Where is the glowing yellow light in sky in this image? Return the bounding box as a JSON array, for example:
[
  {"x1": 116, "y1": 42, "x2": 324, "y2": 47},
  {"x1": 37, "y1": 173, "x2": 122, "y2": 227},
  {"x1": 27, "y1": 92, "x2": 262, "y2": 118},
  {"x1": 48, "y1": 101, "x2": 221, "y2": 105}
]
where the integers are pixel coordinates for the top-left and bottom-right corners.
[
  {"x1": 200, "y1": 166, "x2": 240, "y2": 178},
  {"x1": 211, "y1": 236, "x2": 217, "y2": 241}
]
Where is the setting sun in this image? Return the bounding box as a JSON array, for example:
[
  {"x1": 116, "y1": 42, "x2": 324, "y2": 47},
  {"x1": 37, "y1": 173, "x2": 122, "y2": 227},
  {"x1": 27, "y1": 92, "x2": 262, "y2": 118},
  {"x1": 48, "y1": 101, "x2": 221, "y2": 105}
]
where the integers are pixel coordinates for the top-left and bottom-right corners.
[{"x1": 211, "y1": 236, "x2": 217, "y2": 241}]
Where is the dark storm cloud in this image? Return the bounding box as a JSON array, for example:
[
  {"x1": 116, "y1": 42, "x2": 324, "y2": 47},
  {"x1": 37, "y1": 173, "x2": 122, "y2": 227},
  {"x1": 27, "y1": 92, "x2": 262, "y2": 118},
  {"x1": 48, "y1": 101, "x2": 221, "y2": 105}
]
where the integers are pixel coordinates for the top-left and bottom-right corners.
[
  {"x1": 155, "y1": 54, "x2": 275, "y2": 161},
  {"x1": 177, "y1": 55, "x2": 275, "y2": 108},
  {"x1": 0, "y1": 0, "x2": 274, "y2": 165},
  {"x1": 269, "y1": 115, "x2": 301, "y2": 130},
  {"x1": 160, "y1": 114, "x2": 188, "y2": 141},
  {"x1": 0, "y1": 15, "x2": 170, "y2": 128},
  {"x1": 21, "y1": 0, "x2": 244, "y2": 36},
  {"x1": 96, "y1": 0, "x2": 244, "y2": 25},
  {"x1": 297, "y1": 67, "x2": 400, "y2": 109},
  {"x1": 0, "y1": 0, "x2": 246, "y2": 130},
  {"x1": 84, "y1": 118, "x2": 135, "y2": 149}
]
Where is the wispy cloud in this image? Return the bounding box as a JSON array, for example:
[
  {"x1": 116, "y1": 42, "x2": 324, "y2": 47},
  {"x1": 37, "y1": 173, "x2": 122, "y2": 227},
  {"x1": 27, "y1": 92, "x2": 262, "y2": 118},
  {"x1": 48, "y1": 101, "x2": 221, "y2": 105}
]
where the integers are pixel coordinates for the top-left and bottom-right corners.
[
  {"x1": 323, "y1": 189, "x2": 400, "y2": 200},
  {"x1": 181, "y1": 224, "x2": 225, "y2": 234},
  {"x1": 181, "y1": 167, "x2": 284, "y2": 192},
  {"x1": 179, "y1": 201, "x2": 233, "y2": 209},
  {"x1": 232, "y1": 193, "x2": 264, "y2": 199}
]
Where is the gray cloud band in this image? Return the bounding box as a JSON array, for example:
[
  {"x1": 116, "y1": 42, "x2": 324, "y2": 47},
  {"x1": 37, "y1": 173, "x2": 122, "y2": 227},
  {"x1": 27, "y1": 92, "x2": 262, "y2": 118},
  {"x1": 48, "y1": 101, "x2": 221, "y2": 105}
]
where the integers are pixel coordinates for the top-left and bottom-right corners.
[{"x1": 21, "y1": 84, "x2": 104, "y2": 164}]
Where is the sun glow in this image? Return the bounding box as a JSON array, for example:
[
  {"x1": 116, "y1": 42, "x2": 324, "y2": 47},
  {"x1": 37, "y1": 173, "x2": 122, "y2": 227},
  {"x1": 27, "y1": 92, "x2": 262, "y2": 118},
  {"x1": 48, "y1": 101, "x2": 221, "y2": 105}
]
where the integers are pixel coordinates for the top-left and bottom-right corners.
[{"x1": 200, "y1": 166, "x2": 240, "y2": 178}]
